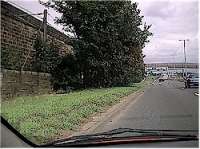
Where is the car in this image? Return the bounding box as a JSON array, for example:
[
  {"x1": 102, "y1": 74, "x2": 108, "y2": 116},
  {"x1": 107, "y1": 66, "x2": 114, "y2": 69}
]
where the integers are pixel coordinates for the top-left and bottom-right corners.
[
  {"x1": 159, "y1": 74, "x2": 168, "y2": 82},
  {"x1": 151, "y1": 70, "x2": 161, "y2": 76},
  {"x1": 185, "y1": 73, "x2": 199, "y2": 88}
]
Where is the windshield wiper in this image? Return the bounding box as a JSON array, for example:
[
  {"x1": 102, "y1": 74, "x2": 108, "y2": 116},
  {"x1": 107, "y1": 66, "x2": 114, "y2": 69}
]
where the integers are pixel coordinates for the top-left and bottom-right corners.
[{"x1": 43, "y1": 128, "x2": 198, "y2": 147}]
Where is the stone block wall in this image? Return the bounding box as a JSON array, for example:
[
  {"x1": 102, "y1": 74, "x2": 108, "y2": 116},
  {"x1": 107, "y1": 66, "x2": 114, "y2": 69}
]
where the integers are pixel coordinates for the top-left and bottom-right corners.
[
  {"x1": 1, "y1": 1, "x2": 73, "y2": 71},
  {"x1": 1, "y1": 1, "x2": 74, "y2": 99},
  {"x1": 1, "y1": 69, "x2": 52, "y2": 100}
]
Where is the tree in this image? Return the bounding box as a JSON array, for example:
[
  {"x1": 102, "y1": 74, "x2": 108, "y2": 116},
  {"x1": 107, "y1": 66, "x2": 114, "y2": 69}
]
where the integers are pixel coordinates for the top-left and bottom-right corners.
[
  {"x1": 33, "y1": 35, "x2": 61, "y2": 73},
  {"x1": 45, "y1": 1, "x2": 152, "y2": 88},
  {"x1": 32, "y1": 33, "x2": 44, "y2": 72},
  {"x1": 50, "y1": 54, "x2": 81, "y2": 90},
  {"x1": 44, "y1": 40, "x2": 62, "y2": 73}
]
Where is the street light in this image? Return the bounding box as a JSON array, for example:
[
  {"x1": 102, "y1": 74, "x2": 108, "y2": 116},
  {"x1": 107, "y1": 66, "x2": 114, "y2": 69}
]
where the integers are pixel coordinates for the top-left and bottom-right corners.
[{"x1": 179, "y1": 39, "x2": 189, "y2": 77}]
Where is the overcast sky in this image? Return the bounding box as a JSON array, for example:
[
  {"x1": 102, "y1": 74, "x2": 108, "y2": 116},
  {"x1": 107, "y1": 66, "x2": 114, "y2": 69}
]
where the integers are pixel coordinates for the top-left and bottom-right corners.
[
  {"x1": 6, "y1": 0, "x2": 199, "y2": 64},
  {"x1": 135, "y1": 0, "x2": 199, "y2": 63}
]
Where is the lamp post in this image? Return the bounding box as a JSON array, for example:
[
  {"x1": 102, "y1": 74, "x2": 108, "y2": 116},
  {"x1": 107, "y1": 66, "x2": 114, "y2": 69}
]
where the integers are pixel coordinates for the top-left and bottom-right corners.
[{"x1": 179, "y1": 39, "x2": 189, "y2": 77}]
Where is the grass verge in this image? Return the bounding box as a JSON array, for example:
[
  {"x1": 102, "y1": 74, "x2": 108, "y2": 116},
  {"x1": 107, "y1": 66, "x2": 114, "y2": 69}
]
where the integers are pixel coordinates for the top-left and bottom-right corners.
[{"x1": 1, "y1": 76, "x2": 154, "y2": 144}]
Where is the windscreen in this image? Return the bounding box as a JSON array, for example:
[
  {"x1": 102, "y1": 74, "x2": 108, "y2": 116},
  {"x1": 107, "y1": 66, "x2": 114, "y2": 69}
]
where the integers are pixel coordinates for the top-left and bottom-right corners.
[{"x1": 1, "y1": 0, "x2": 199, "y2": 147}]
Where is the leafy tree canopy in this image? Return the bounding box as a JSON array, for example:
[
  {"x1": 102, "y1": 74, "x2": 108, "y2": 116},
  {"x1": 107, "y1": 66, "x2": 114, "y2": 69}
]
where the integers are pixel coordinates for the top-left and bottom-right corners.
[{"x1": 45, "y1": 1, "x2": 152, "y2": 88}]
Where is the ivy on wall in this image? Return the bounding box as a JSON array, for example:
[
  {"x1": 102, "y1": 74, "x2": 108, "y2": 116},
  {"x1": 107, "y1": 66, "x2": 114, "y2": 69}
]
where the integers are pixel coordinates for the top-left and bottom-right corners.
[
  {"x1": 1, "y1": 37, "x2": 62, "y2": 73},
  {"x1": 1, "y1": 47, "x2": 24, "y2": 70}
]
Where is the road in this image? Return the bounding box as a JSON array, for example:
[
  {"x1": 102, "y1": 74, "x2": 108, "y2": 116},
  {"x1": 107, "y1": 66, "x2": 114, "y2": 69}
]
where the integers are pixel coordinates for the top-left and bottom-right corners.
[{"x1": 90, "y1": 79, "x2": 198, "y2": 133}]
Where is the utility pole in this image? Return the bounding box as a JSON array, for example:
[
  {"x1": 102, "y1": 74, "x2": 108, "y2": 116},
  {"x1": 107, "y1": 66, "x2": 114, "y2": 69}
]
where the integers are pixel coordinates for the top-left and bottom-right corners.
[
  {"x1": 43, "y1": 9, "x2": 47, "y2": 43},
  {"x1": 179, "y1": 39, "x2": 189, "y2": 77},
  {"x1": 36, "y1": 9, "x2": 47, "y2": 87}
]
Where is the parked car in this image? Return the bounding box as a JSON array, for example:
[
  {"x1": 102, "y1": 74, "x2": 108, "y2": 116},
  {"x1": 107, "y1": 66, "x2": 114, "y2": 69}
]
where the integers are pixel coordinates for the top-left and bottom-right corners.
[
  {"x1": 159, "y1": 74, "x2": 168, "y2": 82},
  {"x1": 151, "y1": 70, "x2": 161, "y2": 76},
  {"x1": 185, "y1": 73, "x2": 199, "y2": 88}
]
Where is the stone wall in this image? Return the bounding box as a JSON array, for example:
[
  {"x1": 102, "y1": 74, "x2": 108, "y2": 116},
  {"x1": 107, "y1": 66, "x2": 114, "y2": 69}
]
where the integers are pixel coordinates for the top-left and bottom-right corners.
[
  {"x1": 1, "y1": 69, "x2": 52, "y2": 100},
  {"x1": 1, "y1": 1, "x2": 73, "y2": 71},
  {"x1": 1, "y1": 1, "x2": 74, "y2": 99}
]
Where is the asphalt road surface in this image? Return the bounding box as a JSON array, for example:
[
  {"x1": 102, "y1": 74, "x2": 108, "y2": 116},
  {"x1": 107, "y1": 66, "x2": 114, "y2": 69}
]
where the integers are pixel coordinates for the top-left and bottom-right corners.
[{"x1": 91, "y1": 79, "x2": 199, "y2": 133}]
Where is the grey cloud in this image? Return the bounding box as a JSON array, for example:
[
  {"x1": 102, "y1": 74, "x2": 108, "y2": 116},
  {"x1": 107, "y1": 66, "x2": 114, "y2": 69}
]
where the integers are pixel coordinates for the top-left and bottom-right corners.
[
  {"x1": 137, "y1": 0, "x2": 199, "y2": 63},
  {"x1": 145, "y1": 1, "x2": 176, "y2": 19}
]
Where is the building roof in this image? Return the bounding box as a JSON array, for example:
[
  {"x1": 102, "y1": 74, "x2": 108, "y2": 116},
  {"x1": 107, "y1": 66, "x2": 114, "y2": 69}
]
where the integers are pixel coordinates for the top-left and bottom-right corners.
[{"x1": 145, "y1": 63, "x2": 198, "y2": 68}]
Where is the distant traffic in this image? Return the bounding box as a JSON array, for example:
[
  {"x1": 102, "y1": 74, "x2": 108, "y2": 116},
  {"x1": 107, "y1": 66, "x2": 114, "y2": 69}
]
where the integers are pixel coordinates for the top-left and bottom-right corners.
[{"x1": 145, "y1": 64, "x2": 199, "y2": 88}]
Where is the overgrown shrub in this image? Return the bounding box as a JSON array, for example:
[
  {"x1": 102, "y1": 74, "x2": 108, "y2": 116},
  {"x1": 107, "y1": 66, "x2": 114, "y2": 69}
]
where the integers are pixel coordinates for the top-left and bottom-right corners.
[{"x1": 50, "y1": 54, "x2": 82, "y2": 90}]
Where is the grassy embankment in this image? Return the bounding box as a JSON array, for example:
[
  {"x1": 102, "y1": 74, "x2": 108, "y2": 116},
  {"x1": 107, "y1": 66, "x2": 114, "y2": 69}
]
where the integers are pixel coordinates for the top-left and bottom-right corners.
[{"x1": 1, "y1": 76, "x2": 154, "y2": 144}]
